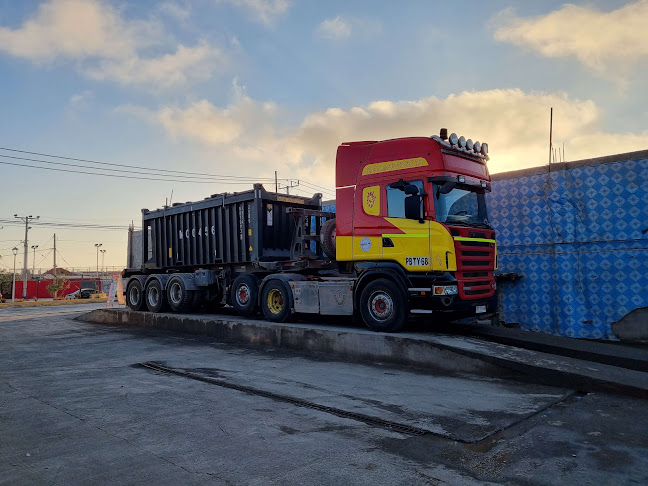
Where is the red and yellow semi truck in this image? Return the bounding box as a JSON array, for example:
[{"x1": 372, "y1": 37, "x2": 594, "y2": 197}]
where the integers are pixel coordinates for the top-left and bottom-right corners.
[{"x1": 124, "y1": 128, "x2": 497, "y2": 332}]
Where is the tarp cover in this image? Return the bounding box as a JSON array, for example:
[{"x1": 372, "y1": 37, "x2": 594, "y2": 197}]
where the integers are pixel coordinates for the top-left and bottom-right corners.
[{"x1": 489, "y1": 155, "x2": 648, "y2": 339}]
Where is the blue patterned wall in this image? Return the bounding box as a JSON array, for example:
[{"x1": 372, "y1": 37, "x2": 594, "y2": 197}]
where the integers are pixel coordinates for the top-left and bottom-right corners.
[{"x1": 489, "y1": 156, "x2": 648, "y2": 339}]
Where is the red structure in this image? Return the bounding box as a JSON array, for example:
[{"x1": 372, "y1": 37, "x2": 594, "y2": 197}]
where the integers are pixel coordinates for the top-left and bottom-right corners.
[{"x1": 13, "y1": 278, "x2": 101, "y2": 300}]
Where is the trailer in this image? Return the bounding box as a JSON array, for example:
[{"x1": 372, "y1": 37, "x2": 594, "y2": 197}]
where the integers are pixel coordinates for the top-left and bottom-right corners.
[{"x1": 124, "y1": 130, "x2": 498, "y2": 332}]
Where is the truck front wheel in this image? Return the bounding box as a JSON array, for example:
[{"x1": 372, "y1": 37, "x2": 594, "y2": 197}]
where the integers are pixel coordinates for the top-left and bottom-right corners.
[
  {"x1": 359, "y1": 279, "x2": 407, "y2": 333},
  {"x1": 126, "y1": 280, "x2": 145, "y2": 311},
  {"x1": 261, "y1": 280, "x2": 292, "y2": 322}
]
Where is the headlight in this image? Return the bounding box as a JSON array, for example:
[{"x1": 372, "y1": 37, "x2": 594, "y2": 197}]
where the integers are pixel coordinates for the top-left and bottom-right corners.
[
  {"x1": 458, "y1": 136, "x2": 467, "y2": 148},
  {"x1": 466, "y1": 139, "x2": 474, "y2": 151},
  {"x1": 474, "y1": 141, "x2": 481, "y2": 153},
  {"x1": 449, "y1": 132, "x2": 459, "y2": 145},
  {"x1": 433, "y1": 285, "x2": 458, "y2": 295},
  {"x1": 481, "y1": 142, "x2": 488, "y2": 155}
]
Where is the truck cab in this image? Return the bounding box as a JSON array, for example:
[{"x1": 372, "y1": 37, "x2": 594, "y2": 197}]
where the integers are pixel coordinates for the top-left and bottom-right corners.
[{"x1": 333, "y1": 129, "x2": 496, "y2": 321}]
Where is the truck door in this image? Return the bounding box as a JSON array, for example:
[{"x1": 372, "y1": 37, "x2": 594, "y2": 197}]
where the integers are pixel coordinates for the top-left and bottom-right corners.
[
  {"x1": 382, "y1": 179, "x2": 432, "y2": 271},
  {"x1": 351, "y1": 183, "x2": 384, "y2": 261}
]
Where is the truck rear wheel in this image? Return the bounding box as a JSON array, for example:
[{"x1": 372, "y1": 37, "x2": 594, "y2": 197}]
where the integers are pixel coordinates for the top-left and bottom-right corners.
[
  {"x1": 231, "y1": 274, "x2": 259, "y2": 317},
  {"x1": 167, "y1": 277, "x2": 194, "y2": 312},
  {"x1": 359, "y1": 278, "x2": 407, "y2": 333},
  {"x1": 261, "y1": 280, "x2": 292, "y2": 322},
  {"x1": 320, "y1": 218, "x2": 336, "y2": 260},
  {"x1": 145, "y1": 279, "x2": 167, "y2": 313},
  {"x1": 126, "y1": 280, "x2": 145, "y2": 312}
]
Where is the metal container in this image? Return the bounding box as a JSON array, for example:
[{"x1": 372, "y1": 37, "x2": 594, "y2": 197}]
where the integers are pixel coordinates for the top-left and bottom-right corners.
[{"x1": 139, "y1": 184, "x2": 322, "y2": 269}]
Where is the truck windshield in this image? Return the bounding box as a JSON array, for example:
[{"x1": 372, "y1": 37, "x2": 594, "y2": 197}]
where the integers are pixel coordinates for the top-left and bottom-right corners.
[{"x1": 433, "y1": 184, "x2": 489, "y2": 226}]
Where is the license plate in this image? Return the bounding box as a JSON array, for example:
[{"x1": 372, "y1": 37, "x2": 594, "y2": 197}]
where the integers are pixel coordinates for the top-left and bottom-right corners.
[{"x1": 476, "y1": 305, "x2": 486, "y2": 314}]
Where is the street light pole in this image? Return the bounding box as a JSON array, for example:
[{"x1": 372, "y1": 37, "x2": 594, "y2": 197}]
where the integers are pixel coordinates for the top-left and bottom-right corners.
[
  {"x1": 31, "y1": 245, "x2": 39, "y2": 275},
  {"x1": 100, "y1": 249, "x2": 106, "y2": 273},
  {"x1": 95, "y1": 243, "x2": 102, "y2": 289},
  {"x1": 12, "y1": 247, "x2": 18, "y2": 303},
  {"x1": 15, "y1": 214, "x2": 39, "y2": 299}
]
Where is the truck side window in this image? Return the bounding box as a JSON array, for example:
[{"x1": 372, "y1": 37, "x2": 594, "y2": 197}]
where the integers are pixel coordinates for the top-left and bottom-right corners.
[{"x1": 386, "y1": 180, "x2": 424, "y2": 218}]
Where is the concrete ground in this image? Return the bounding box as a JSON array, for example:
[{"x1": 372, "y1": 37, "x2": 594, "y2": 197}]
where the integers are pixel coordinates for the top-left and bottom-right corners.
[{"x1": 1, "y1": 306, "x2": 647, "y2": 485}]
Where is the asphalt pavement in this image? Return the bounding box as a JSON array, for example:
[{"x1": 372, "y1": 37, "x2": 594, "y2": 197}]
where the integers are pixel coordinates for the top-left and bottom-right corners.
[{"x1": 1, "y1": 307, "x2": 647, "y2": 485}]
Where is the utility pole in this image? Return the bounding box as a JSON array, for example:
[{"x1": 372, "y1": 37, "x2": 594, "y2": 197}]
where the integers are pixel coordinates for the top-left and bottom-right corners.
[
  {"x1": 53, "y1": 233, "x2": 57, "y2": 277},
  {"x1": 275, "y1": 171, "x2": 278, "y2": 193},
  {"x1": 14, "y1": 214, "x2": 39, "y2": 299},
  {"x1": 549, "y1": 107, "x2": 553, "y2": 169},
  {"x1": 95, "y1": 243, "x2": 102, "y2": 289},
  {"x1": 31, "y1": 245, "x2": 39, "y2": 274},
  {"x1": 279, "y1": 179, "x2": 300, "y2": 195},
  {"x1": 12, "y1": 247, "x2": 18, "y2": 303}
]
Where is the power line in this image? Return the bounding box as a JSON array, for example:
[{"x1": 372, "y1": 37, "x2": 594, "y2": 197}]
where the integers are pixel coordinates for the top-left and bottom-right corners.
[
  {"x1": 0, "y1": 146, "x2": 285, "y2": 182},
  {"x1": 0, "y1": 156, "x2": 267, "y2": 184},
  {"x1": 0, "y1": 146, "x2": 337, "y2": 194}
]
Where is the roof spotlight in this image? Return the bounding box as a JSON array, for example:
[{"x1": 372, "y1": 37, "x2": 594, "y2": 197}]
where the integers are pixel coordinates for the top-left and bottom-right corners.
[
  {"x1": 458, "y1": 136, "x2": 467, "y2": 148},
  {"x1": 481, "y1": 143, "x2": 488, "y2": 155},
  {"x1": 449, "y1": 132, "x2": 459, "y2": 145},
  {"x1": 466, "y1": 139, "x2": 474, "y2": 151},
  {"x1": 474, "y1": 141, "x2": 481, "y2": 153}
]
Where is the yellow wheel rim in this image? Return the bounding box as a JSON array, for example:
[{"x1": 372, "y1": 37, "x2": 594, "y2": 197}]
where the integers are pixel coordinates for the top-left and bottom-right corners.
[{"x1": 266, "y1": 288, "x2": 284, "y2": 314}]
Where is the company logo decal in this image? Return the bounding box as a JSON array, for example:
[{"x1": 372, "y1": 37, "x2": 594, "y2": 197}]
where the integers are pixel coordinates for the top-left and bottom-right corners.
[{"x1": 360, "y1": 237, "x2": 372, "y2": 252}]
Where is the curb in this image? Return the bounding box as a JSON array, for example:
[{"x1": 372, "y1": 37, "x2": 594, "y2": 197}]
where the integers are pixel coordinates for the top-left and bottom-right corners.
[
  {"x1": 78, "y1": 309, "x2": 648, "y2": 399},
  {"x1": 0, "y1": 299, "x2": 108, "y2": 309}
]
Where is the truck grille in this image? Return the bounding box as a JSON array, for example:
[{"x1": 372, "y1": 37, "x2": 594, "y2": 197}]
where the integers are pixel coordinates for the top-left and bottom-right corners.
[{"x1": 448, "y1": 226, "x2": 496, "y2": 300}]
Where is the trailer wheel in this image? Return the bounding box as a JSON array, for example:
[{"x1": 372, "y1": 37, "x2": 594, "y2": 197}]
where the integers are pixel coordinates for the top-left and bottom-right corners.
[
  {"x1": 145, "y1": 279, "x2": 167, "y2": 313},
  {"x1": 320, "y1": 218, "x2": 336, "y2": 260},
  {"x1": 261, "y1": 280, "x2": 291, "y2": 322},
  {"x1": 126, "y1": 280, "x2": 145, "y2": 311},
  {"x1": 231, "y1": 274, "x2": 259, "y2": 317},
  {"x1": 166, "y1": 277, "x2": 194, "y2": 312},
  {"x1": 359, "y1": 278, "x2": 407, "y2": 333}
]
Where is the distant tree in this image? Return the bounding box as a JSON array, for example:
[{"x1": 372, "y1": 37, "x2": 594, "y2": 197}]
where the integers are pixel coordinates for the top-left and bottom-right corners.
[
  {"x1": 0, "y1": 270, "x2": 13, "y2": 299},
  {"x1": 46, "y1": 276, "x2": 70, "y2": 299}
]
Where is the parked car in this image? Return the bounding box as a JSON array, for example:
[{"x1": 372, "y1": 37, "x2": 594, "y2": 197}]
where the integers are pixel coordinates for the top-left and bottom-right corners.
[{"x1": 65, "y1": 288, "x2": 102, "y2": 299}]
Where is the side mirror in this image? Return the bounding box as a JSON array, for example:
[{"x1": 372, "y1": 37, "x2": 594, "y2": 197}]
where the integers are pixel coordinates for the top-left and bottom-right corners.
[
  {"x1": 404, "y1": 195, "x2": 422, "y2": 221},
  {"x1": 403, "y1": 184, "x2": 419, "y2": 195}
]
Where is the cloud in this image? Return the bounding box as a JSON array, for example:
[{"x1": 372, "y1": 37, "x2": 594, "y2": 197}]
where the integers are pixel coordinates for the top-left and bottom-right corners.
[
  {"x1": 68, "y1": 90, "x2": 94, "y2": 110},
  {"x1": 84, "y1": 43, "x2": 226, "y2": 89},
  {"x1": 158, "y1": 1, "x2": 191, "y2": 22},
  {"x1": 0, "y1": 0, "x2": 224, "y2": 88},
  {"x1": 316, "y1": 16, "x2": 351, "y2": 41},
  {"x1": 315, "y1": 15, "x2": 382, "y2": 42},
  {"x1": 493, "y1": 1, "x2": 648, "y2": 80},
  {"x1": 217, "y1": 0, "x2": 291, "y2": 26},
  {"x1": 121, "y1": 79, "x2": 277, "y2": 145},
  {"x1": 121, "y1": 88, "x2": 648, "y2": 190}
]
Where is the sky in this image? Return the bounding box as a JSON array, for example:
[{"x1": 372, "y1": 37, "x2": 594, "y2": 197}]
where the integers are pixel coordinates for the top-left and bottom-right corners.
[{"x1": 1, "y1": 0, "x2": 647, "y2": 270}]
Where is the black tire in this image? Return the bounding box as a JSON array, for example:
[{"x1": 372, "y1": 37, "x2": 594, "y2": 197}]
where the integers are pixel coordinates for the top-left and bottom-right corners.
[
  {"x1": 230, "y1": 274, "x2": 259, "y2": 317},
  {"x1": 359, "y1": 278, "x2": 407, "y2": 333},
  {"x1": 166, "y1": 276, "x2": 194, "y2": 312},
  {"x1": 261, "y1": 280, "x2": 292, "y2": 322},
  {"x1": 320, "y1": 218, "x2": 336, "y2": 260},
  {"x1": 145, "y1": 279, "x2": 167, "y2": 313},
  {"x1": 126, "y1": 279, "x2": 145, "y2": 311}
]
